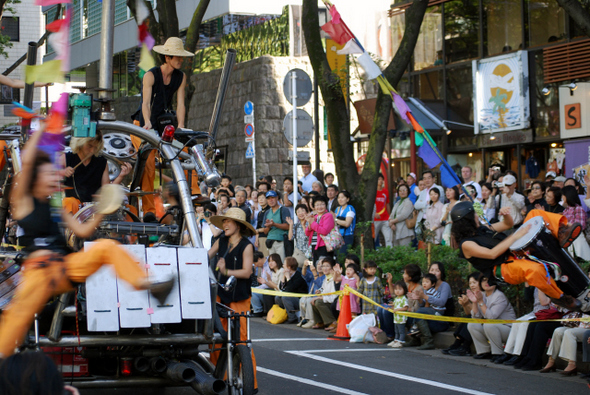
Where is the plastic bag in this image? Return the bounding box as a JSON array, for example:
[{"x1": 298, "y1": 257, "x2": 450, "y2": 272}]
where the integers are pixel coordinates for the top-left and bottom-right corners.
[
  {"x1": 347, "y1": 314, "x2": 376, "y2": 343},
  {"x1": 267, "y1": 304, "x2": 288, "y2": 325}
]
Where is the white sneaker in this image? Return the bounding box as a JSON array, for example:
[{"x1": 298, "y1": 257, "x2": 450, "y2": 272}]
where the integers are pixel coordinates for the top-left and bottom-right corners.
[
  {"x1": 301, "y1": 320, "x2": 315, "y2": 329},
  {"x1": 387, "y1": 340, "x2": 399, "y2": 348},
  {"x1": 392, "y1": 341, "x2": 404, "y2": 348}
]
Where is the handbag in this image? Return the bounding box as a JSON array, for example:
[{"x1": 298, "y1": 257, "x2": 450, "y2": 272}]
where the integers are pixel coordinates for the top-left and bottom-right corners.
[
  {"x1": 534, "y1": 308, "x2": 562, "y2": 321},
  {"x1": 267, "y1": 304, "x2": 288, "y2": 324},
  {"x1": 405, "y1": 210, "x2": 418, "y2": 229},
  {"x1": 561, "y1": 311, "x2": 582, "y2": 328},
  {"x1": 320, "y1": 226, "x2": 345, "y2": 252}
]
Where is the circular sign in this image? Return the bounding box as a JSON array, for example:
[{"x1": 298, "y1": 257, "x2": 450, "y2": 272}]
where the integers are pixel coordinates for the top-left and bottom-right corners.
[
  {"x1": 283, "y1": 69, "x2": 313, "y2": 107},
  {"x1": 244, "y1": 101, "x2": 253, "y2": 115},
  {"x1": 244, "y1": 123, "x2": 254, "y2": 137},
  {"x1": 283, "y1": 110, "x2": 314, "y2": 147}
]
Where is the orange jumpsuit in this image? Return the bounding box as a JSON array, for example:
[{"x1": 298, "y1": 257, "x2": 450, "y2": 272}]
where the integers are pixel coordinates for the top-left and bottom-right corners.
[
  {"x1": 494, "y1": 210, "x2": 568, "y2": 299},
  {"x1": 0, "y1": 239, "x2": 147, "y2": 357}
]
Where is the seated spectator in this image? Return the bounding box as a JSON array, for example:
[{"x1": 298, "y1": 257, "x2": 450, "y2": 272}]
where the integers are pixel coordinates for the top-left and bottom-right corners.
[
  {"x1": 541, "y1": 316, "x2": 590, "y2": 375},
  {"x1": 275, "y1": 257, "x2": 309, "y2": 324},
  {"x1": 514, "y1": 307, "x2": 564, "y2": 370},
  {"x1": 380, "y1": 264, "x2": 423, "y2": 341},
  {"x1": 309, "y1": 257, "x2": 338, "y2": 330},
  {"x1": 406, "y1": 262, "x2": 452, "y2": 350},
  {"x1": 250, "y1": 252, "x2": 270, "y2": 317},
  {"x1": 0, "y1": 351, "x2": 80, "y2": 394},
  {"x1": 259, "y1": 253, "x2": 284, "y2": 320},
  {"x1": 467, "y1": 276, "x2": 516, "y2": 361},
  {"x1": 444, "y1": 272, "x2": 482, "y2": 357},
  {"x1": 299, "y1": 258, "x2": 326, "y2": 328}
]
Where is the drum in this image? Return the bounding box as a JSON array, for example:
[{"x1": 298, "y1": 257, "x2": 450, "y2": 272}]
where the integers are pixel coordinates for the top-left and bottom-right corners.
[
  {"x1": 0, "y1": 262, "x2": 21, "y2": 310},
  {"x1": 510, "y1": 216, "x2": 590, "y2": 297}
]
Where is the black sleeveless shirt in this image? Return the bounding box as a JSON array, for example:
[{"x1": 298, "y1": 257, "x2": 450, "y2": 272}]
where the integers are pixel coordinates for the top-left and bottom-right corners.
[
  {"x1": 64, "y1": 152, "x2": 107, "y2": 203},
  {"x1": 459, "y1": 226, "x2": 508, "y2": 278},
  {"x1": 18, "y1": 198, "x2": 69, "y2": 254},
  {"x1": 216, "y1": 235, "x2": 252, "y2": 305},
  {"x1": 137, "y1": 66, "x2": 184, "y2": 130}
]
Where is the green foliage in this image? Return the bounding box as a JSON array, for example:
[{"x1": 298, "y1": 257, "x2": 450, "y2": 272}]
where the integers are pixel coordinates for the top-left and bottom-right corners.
[
  {"x1": 0, "y1": 0, "x2": 21, "y2": 59},
  {"x1": 193, "y1": 6, "x2": 290, "y2": 73}
]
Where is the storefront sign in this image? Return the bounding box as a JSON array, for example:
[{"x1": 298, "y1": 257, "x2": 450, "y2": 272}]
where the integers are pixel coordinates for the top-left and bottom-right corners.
[
  {"x1": 472, "y1": 51, "x2": 530, "y2": 134},
  {"x1": 560, "y1": 83, "x2": 590, "y2": 139},
  {"x1": 477, "y1": 129, "x2": 533, "y2": 148}
]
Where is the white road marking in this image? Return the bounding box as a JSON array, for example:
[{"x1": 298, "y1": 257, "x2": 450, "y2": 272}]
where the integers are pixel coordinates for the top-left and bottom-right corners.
[
  {"x1": 257, "y1": 366, "x2": 369, "y2": 395},
  {"x1": 286, "y1": 350, "x2": 495, "y2": 395},
  {"x1": 290, "y1": 348, "x2": 400, "y2": 353},
  {"x1": 252, "y1": 338, "x2": 329, "y2": 342}
]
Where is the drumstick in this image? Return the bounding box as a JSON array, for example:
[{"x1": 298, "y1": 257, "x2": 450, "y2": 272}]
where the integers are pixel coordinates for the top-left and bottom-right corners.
[{"x1": 72, "y1": 153, "x2": 94, "y2": 171}]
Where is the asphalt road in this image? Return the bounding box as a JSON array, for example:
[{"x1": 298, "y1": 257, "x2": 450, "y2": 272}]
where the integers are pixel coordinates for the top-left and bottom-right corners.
[{"x1": 79, "y1": 318, "x2": 589, "y2": 395}]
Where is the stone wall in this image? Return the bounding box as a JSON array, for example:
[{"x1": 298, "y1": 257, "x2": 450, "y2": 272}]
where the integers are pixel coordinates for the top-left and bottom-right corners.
[{"x1": 188, "y1": 55, "x2": 315, "y2": 187}]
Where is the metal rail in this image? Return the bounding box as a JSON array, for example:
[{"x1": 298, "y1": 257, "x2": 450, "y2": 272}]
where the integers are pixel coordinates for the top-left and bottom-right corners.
[{"x1": 37, "y1": 333, "x2": 223, "y2": 347}]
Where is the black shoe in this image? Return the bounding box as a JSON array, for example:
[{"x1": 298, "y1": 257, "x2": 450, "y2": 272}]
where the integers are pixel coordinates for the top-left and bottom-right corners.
[
  {"x1": 286, "y1": 318, "x2": 298, "y2": 324},
  {"x1": 521, "y1": 363, "x2": 542, "y2": 371},
  {"x1": 473, "y1": 352, "x2": 492, "y2": 360},
  {"x1": 150, "y1": 277, "x2": 175, "y2": 305},
  {"x1": 448, "y1": 347, "x2": 471, "y2": 357},
  {"x1": 493, "y1": 353, "x2": 511, "y2": 364},
  {"x1": 251, "y1": 312, "x2": 264, "y2": 318},
  {"x1": 514, "y1": 357, "x2": 531, "y2": 369},
  {"x1": 503, "y1": 356, "x2": 522, "y2": 366},
  {"x1": 143, "y1": 212, "x2": 157, "y2": 223}
]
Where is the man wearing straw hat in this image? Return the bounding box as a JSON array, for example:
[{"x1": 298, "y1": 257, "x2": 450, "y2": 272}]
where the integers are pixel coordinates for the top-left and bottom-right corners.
[{"x1": 132, "y1": 37, "x2": 200, "y2": 222}]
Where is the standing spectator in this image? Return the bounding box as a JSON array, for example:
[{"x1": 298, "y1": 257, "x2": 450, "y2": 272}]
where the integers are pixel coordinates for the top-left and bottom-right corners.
[
  {"x1": 245, "y1": 184, "x2": 254, "y2": 200},
  {"x1": 467, "y1": 276, "x2": 516, "y2": 361},
  {"x1": 257, "y1": 181, "x2": 271, "y2": 194},
  {"x1": 254, "y1": 193, "x2": 270, "y2": 256},
  {"x1": 326, "y1": 184, "x2": 339, "y2": 212},
  {"x1": 495, "y1": 174, "x2": 525, "y2": 229},
  {"x1": 388, "y1": 184, "x2": 414, "y2": 246},
  {"x1": 235, "y1": 189, "x2": 252, "y2": 224},
  {"x1": 217, "y1": 194, "x2": 231, "y2": 215},
  {"x1": 197, "y1": 203, "x2": 222, "y2": 250},
  {"x1": 462, "y1": 166, "x2": 482, "y2": 199},
  {"x1": 441, "y1": 186, "x2": 460, "y2": 246},
  {"x1": 357, "y1": 261, "x2": 384, "y2": 316},
  {"x1": 300, "y1": 164, "x2": 318, "y2": 194},
  {"x1": 424, "y1": 188, "x2": 444, "y2": 244},
  {"x1": 258, "y1": 191, "x2": 291, "y2": 262},
  {"x1": 334, "y1": 262, "x2": 361, "y2": 316},
  {"x1": 286, "y1": 204, "x2": 312, "y2": 267},
  {"x1": 561, "y1": 185, "x2": 590, "y2": 260},
  {"x1": 281, "y1": 176, "x2": 301, "y2": 219},
  {"x1": 480, "y1": 182, "x2": 497, "y2": 221},
  {"x1": 312, "y1": 181, "x2": 325, "y2": 195},
  {"x1": 406, "y1": 172, "x2": 419, "y2": 204},
  {"x1": 553, "y1": 175, "x2": 566, "y2": 189},
  {"x1": 524, "y1": 181, "x2": 548, "y2": 215},
  {"x1": 275, "y1": 257, "x2": 308, "y2": 324},
  {"x1": 374, "y1": 173, "x2": 392, "y2": 247},
  {"x1": 271, "y1": 179, "x2": 277, "y2": 191},
  {"x1": 387, "y1": 281, "x2": 409, "y2": 348},
  {"x1": 414, "y1": 170, "x2": 445, "y2": 228},
  {"x1": 305, "y1": 195, "x2": 336, "y2": 263},
  {"x1": 334, "y1": 191, "x2": 356, "y2": 253},
  {"x1": 218, "y1": 175, "x2": 235, "y2": 197},
  {"x1": 324, "y1": 172, "x2": 336, "y2": 188},
  {"x1": 545, "y1": 187, "x2": 564, "y2": 214}
]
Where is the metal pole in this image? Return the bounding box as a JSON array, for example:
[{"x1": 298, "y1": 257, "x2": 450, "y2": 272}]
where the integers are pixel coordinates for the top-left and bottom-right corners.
[
  {"x1": 291, "y1": 71, "x2": 298, "y2": 196},
  {"x1": 252, "y1": 131, "x2": 257, "y2": 186},
  {"x1": 22, "y1": 41, "x2": 37, "y2": 140},
  {"x1": 99, "y1": 0, "x2": 115, "y2": 98},
  {"x1": 314, "y1": 74, "x2": 319, "y2": 170}
]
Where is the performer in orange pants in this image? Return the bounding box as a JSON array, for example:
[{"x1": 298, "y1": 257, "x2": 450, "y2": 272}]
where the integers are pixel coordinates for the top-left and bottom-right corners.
[{"x1": 0, "y1": 239, "x2": 152, "y2": 357}]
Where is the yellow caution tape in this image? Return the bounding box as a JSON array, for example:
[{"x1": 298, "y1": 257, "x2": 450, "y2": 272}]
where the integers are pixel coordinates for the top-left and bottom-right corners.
[
  {"x1": 251, "y1": 285, "x2": 590, "y2": 324},
  {"x1": 1, "y1": 243, "x2": 24, "y2": 251}
]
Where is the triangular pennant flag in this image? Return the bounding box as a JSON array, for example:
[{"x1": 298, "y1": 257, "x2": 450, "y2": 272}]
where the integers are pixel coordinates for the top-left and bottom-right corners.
[
  {"x1": 418, "y1": 141, "x2": 442, "y2": 169},
  {"x1": 136, "y1": 0, "x2": 150, "y2": 25},
  {"x1": 337, "y1": 39, "x2": 363, "y2": 55},
  {"x1": 321, "y1": 21, "x2": 354, "y2": 45},
  {"x1": 35, "y1": 0, "x2": 71, "y2": 5},
  {"x1": 414, "y1": 131, "x2": 424, "y2": 147},
  {"x1": 329, "y1": 5, "x2": 342, "y2": 24},
  {"x1": 440, "y1": 164, "x2": 462, "y2": 189},
  {"x1": 47, "y1": 10, "x2": 70, "y2": 72},
  {"x1": 357, "y1": 52, "x2": 382, "y2": 80},
  {"x1": 138, "y1": 43, "x2": 155, "y2": 72},
  {"x1": 45, "y1": 92, "x2": 69, "y2": 135},
  {"x1": 392, "y1": 93, "x2": 411, "y2": 125},
  {"x1": 407, "y1": 112, "x2": 424, "y2": 133},
  {"x1": 25, "y1": 60, "x2": 64, "y2": 84}
]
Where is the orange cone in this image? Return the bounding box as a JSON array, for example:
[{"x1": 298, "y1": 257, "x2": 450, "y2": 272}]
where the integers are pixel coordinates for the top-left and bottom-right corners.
[{"x1": 329, "y1": 292, "x2": 352, "y2": 341}]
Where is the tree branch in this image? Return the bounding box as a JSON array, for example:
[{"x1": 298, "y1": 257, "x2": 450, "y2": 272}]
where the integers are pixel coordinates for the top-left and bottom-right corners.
[{"x1": 557, "y1": 0, "x2": 590, "y2": 38}]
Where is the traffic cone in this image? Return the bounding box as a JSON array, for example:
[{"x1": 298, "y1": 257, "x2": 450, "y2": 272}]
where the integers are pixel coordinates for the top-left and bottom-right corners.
[{"x1": 329, "y1": 292, "x2": 352, "y2": 341}]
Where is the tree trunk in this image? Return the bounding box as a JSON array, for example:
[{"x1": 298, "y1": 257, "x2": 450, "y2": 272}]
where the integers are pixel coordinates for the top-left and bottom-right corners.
[
  {"x1": 0, "y1": 0, "x2": 9, "y2": 21},
  {"x1": 361, "y1": 0, "x2": 429, "y2": 223},
  {"x1": 557, "y1": 0, "x2": 590, "y2": 38}
]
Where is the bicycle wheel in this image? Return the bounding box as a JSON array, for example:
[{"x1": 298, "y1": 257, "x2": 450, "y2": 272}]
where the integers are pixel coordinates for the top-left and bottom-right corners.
[{"x1": 229, "y1": 344, "x2": 254, "y2": 395}]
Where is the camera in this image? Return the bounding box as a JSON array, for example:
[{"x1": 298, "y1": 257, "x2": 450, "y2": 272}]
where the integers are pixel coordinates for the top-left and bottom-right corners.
[{"x1": 493, "y1": 181, "x2": 504, "y2": 188}]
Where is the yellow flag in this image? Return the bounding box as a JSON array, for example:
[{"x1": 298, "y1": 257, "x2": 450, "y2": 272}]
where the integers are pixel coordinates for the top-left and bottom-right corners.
[
  {"x1": 25, "y1": 60, "x2": 64, "y2": 84},
  {"x1": 138, "y1": 43, "x2": 155, "y2": 71}
]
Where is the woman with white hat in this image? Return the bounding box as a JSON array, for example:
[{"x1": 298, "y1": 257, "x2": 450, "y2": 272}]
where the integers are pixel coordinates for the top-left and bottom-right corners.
[
  {"x1": 207, "y1": 207, "x2": 258, "y2": 389},
  {"x1": 131, "y1": 37, "x2": 198, "y2": 221}
]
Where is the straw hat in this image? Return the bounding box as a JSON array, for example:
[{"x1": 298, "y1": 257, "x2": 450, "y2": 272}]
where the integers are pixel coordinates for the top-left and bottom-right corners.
[
  {"x1": 95, "y1": 184, "x2": 124, "y2": 215},
  {"x1": 152, "y1": 37, "x2": 195, "y2": 57},
  {"x1": 210, "y1": 208, "x2": 256, "y2": 237}
]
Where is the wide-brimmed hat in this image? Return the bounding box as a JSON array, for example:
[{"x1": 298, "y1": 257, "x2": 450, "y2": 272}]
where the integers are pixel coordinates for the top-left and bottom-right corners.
[
  {"x1": 153, "y1": 37, "x2": 194, "y2": 57},
  {"x1": 210, "y1": 207, "x2": 256, "y2": 236},
  {"x1": 95, "y1": 184, "x2": 124, "y2": 215}
]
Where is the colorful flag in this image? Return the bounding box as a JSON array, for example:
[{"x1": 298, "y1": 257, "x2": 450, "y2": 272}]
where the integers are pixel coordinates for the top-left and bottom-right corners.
[
  {"x1": 136, "y1": 0, "x2": 150, "y2": 25},
  {"x1": 25, "y1": 60, "x2": 64, "y2": 84},
  {"x1": 321, "y1": 21, "x2": 354, "y2": 45},
  {"x1": 392, "y1": 93, "x2": 411, "y2": 124},
  {"x1": 417, "y1": 141, "x2": 441, "y2": 169},
  {"x1": 47, "y1": 10, "x2": 70, "y2": 72},
  {"x1": 357, "y1": 52, "x2": 382, "y2": 80},
  {"x1": 138, "y1": 43, "x2": 155, "y2": 72},
  {"x1": 35, "y1": 0, "x2": 71, "y2": 5},
  {"x1": 45, "y1": 92, "x2": 68, "y2": 134},
  {"x1": 440, "y1": 164, "x2": 461, "y2": 189},
  {"x1": 337, "y1": 39, "x2": 363, "y2": 55},
  {"x1": 329, "y1": 5, "x2": 342, "y2": 24}
]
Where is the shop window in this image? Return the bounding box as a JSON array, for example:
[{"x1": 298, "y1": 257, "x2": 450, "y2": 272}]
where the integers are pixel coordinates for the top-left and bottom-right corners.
[
  {"x1": 413, "y1": 6, "x2": 442, "y2": 71},
  {"x1": 444, "y1": 0, "x2": 480, "y2": 63},
  {"x1": 483, "y1": 0, "x2": 522, "y2": 56},
  {"x1": 527, "y1": 0, "x2": 566, "y2": 47},
  {"x1": 446, "y1": 65, "x2": 474, "y2": 124},
  {"x1": 532, "y1": 52, "x2": 559, "y2": 139},
  {"x1": 1, "y1": 17, "x2": 19, "y2": 42},
  {"x1": 413, "y1": 70, "x2": 443, "y2": 100}
]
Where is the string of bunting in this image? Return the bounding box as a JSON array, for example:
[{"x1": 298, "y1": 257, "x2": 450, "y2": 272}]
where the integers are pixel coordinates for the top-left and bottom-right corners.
[{"x1": 252, "y1": 285, "x2": 590, "y2": 325}]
